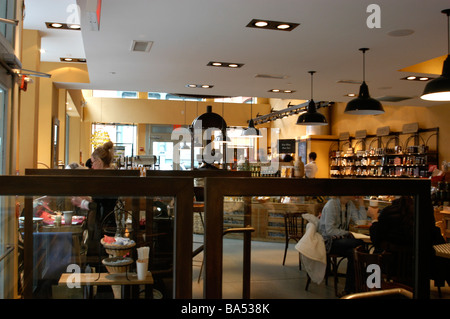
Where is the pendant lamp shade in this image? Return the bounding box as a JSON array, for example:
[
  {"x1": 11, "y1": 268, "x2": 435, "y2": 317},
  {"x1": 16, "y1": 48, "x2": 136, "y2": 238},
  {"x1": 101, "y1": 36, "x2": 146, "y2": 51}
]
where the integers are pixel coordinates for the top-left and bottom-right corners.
[
  {"x1": 296, "y1": 71, "x2": 328, "y2": 126},
  {"x1": 344, "y1": 48, "x2": 384, "y2": 115},
  {"x1": 421, "y1": 9, "x2": 450, "y2": 101},
  {"x1": 242, "y1": 99, "x2": 262, "y2": 137},
  {"x1": 296, "y1": 100, "x2": 328, "y2": 126},
  {"x1": 242, "y1": 119, "x2": 261, "y2": 137}
]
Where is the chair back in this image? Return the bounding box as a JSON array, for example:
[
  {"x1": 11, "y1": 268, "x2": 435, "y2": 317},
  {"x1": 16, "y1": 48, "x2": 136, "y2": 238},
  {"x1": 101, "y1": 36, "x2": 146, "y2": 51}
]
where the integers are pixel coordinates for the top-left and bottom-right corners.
[
  {"x1": 284, "y1": 212, "x2": 306, "y2": 240},
  {"x1": 353, "y1": 245, "x2": 388, "y2": 293},
  {"x1": 379, "y1": 242, "x2": 414, "y2": 287}
]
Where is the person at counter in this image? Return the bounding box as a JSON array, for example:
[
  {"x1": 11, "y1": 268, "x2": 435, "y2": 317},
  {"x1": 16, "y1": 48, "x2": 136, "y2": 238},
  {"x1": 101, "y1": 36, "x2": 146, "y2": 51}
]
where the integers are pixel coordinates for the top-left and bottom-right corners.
[
  {"x1": 318, "y1": 196, "x2": 377, "y2": 296},
  {"x1": 304, "y1": 152, "x2": 318, "y2": 178},
  {"x1": 71, "y1": 141, "x2": 118, "y2": 256}
]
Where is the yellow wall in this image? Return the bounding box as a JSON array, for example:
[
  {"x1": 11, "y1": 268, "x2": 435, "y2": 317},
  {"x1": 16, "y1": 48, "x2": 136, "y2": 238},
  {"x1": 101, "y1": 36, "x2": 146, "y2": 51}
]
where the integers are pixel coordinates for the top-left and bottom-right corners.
[
  {"x1": 83, "y1": 97, "x2": 271, "y2": 127},
  {"x1": 19, "y1": 29, "x2": 40, "y2": 173}
]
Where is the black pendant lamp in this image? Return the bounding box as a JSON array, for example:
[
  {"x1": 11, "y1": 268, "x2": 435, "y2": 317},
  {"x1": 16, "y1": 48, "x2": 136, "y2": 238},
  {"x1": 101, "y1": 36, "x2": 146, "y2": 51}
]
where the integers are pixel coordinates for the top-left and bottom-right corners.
[
  {"x1": 421, "y1": 9, "x2": 450, "y2": 101},
  {"x1": 242, "y1": 99, "x2": 262, "y2": 137},
  {"x1": 296, "y1": 71, "x2": 328, "y2": 126},
  {"x1": 344, "y1": 48, "x2": 384, "y2": 115}
]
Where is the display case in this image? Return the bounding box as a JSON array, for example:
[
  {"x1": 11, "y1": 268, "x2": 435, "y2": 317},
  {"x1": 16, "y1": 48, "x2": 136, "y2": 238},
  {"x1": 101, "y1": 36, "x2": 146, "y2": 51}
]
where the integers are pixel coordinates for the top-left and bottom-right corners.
[{"x1": 330, "y1": 126, "x2": 438, "y2": 178}]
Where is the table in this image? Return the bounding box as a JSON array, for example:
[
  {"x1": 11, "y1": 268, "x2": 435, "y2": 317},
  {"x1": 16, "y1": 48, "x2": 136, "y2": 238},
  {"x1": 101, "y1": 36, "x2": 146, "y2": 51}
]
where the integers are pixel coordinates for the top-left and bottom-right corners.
[
  {"x1": 433, "y1": 243, "x2": 450, "y2": 259},
  {"x1": 58, "y1": 271, "x2": 154, "y2": 299}
]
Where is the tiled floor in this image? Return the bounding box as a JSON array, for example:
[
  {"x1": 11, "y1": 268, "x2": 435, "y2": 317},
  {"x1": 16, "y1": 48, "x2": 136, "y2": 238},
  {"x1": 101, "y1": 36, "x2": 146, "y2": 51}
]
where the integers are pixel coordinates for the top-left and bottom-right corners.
[{"x1": 192, "y1": 235, "x2": 449, "y2": 299}]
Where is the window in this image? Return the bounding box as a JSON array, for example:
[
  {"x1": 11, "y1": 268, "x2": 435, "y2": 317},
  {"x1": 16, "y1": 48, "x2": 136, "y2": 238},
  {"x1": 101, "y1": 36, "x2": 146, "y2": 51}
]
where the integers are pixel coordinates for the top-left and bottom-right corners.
[
  {"x1": 147, "y1": 92, "x2": 204, "y2": 101},
  {"x1": 0, "y1": 0, "x2": 16, "y2": 46},
  {"x1": 91, "y1": 123, "x2": 137, "y2": 159},
  {"x1": 92, "y1": 90, "x2": 138, "y2": 99}
]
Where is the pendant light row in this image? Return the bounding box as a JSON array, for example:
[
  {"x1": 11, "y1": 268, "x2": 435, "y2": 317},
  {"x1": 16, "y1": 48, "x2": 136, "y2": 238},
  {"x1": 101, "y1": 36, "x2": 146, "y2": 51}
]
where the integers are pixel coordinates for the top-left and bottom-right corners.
[{"x1": 297, "y1": 8, "x2": 450, "y2": 126}]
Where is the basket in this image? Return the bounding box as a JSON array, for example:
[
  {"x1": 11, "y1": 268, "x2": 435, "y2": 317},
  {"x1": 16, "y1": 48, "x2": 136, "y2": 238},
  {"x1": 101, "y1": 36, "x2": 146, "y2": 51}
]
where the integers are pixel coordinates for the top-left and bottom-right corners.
[
  {"x1": 101, "y1": 239, "x2": 136, "y2": 257},
  {"x1": 102, "y1": 257, "x2": 133, "y2": 274}
]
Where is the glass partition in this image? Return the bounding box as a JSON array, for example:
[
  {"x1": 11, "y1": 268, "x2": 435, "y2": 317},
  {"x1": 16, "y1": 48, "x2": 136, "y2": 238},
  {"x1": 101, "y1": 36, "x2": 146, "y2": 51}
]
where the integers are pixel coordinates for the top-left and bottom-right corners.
[
  {"x1": 0, "y1": 175, "x2": 193, "y2": 299},
  {"x1": 18, "y1": 194, "x2": 174, "y2": 299},
  {"x1": 205, "y1": 195, "x2": 416, "y2": 299},
  {"x1": 202, "y1": 178, "x2": 432, "y2": 300}
]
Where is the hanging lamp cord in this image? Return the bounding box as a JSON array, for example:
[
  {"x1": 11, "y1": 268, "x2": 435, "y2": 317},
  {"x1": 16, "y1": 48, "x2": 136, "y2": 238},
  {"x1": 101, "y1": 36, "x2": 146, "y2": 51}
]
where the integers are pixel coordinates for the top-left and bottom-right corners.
[{"x1": 360, "y1": 48, "x2": 368, "y2": 82}]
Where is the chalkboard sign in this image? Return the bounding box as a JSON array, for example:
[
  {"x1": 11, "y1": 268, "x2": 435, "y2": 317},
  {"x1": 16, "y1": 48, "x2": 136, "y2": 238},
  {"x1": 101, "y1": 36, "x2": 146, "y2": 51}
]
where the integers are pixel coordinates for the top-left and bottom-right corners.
[{"x1": 278, "y1": 139, "x2": 296, "y2": 154}]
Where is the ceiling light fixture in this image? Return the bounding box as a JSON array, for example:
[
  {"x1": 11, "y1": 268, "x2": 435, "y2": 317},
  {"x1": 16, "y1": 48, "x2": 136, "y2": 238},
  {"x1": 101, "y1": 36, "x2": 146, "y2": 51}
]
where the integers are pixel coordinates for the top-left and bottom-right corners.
[
  {"x1": 402, "y1": 76, "x2": 432, "y2": 81},
  {"x1": 268, "y1": 89, "x2": 296, "y2": 93},
  {"x1": 246, "y1": 19, "x2": 299, "y2": 31},
  {"x1": 46, "y1": 22, "x2": 81, "y2": 30},
  {"x1": 60, "y1": 57, "x2": 86, "y2": 63},
  {"x1": 421, "y1": 9, "x2": 450, "y2": 101},
  {"x1": 207, "y1": 61, "x2": 244, "y2": 68},
  {"x1": 185, "y1": 84, "x2": 214, "y2": 89},
  {"x1": 296, "y1": 71, "x2": 328, "y2": 126},
  {"x1": 344, "y1": 48, "x2": 384, "y2": 115},
  {"x1": 242, "y1": 99, "x2": 262, "y2": 138}
]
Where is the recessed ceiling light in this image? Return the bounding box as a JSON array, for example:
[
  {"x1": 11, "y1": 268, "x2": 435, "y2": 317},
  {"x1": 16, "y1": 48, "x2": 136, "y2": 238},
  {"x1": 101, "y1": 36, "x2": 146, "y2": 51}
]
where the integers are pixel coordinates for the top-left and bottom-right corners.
[
  {"x1": 46, "y1": 22, "x2": 81, "y2": 30},
  {"x1": 269, "y1": 89, "x2": 295, "y2": 93},
  {"x1": 186, "y1": 84, "x2": 214, "y2": 89},
  {"x1": 207, "y1": 61, "x2": 244, "y2": 68},
  {"x1": 254, "y1": 21, "x2": 268, "y2": 27},
  {"x1": 277, "y1": 24, "x2": 291, "y2": 30},
  {"x1": 60, "y1": 57, "x2": 86, "y2": 63},
  {"x1": 345, "y1": 93, "x2": 357, "y2": 97},
  {"x1": 401, "y1": 76, "x2": 433, "y2": 82},
  {"x1": 246, "y1": 19, "x2": 299, "y2": 31}
]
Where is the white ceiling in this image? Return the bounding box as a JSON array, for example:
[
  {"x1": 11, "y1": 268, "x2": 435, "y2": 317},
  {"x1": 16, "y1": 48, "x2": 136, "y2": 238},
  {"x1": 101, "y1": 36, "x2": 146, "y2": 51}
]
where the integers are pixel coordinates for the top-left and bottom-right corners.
[{"x1": 22, "y1": 0, "x2": 450, "y2": 107}]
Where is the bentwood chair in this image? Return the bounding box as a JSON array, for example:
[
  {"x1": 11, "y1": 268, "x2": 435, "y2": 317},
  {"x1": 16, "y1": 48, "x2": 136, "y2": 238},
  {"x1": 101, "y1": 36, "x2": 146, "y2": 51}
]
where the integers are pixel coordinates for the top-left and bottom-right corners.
[
  {"x1": 305, "y1": 252, "x2": 347, "y2": 297},
  {"x1": 353, "y1": 245, "x2": 413, "y2": 294},
  {"x1": 282, "y1": 212, "x2": 306, "y2": 269}
]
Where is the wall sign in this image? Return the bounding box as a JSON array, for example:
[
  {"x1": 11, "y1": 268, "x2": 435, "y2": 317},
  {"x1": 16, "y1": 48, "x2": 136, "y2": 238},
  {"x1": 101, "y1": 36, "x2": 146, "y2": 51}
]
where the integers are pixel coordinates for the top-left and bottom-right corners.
[{"x1": 278, "y1": 139, "x2": 296, "y2": 154}]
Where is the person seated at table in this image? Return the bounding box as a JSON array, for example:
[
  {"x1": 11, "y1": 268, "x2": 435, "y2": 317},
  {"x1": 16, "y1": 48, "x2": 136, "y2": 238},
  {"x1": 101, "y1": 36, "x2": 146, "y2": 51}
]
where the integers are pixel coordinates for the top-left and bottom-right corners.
[
  {"x1": 370, "y1": 196, "x2": 450, "y2": 288},
  {"x1": 318, "y1": 196, "x2": 378, "y2": 296}
]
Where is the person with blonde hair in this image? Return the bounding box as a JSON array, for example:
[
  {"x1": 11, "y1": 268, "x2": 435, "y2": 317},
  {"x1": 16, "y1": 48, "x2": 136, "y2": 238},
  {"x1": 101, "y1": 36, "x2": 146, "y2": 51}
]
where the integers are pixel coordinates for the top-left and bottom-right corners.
[
  {"x1": 72, "y1": 141, "x2": 118, "y2": 256},
  {"x1": 90, "y1": 140, "x2": 114, "y2": 169}
]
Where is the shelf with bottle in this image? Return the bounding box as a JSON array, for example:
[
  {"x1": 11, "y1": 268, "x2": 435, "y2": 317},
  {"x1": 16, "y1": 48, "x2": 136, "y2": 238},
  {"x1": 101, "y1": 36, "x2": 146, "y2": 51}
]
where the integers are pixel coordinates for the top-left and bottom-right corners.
[{"x1": 330, "y1": 150, "x2": 436, "y2": 178}]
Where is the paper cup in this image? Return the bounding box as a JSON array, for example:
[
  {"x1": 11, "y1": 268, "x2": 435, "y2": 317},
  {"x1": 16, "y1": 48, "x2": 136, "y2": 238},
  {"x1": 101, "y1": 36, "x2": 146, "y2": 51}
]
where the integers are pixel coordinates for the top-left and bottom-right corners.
[
  {"x1": 63, "y1": 211, "x2": 73, "y2": 225},
  {"x1": 136, "y1": 259, "x2": 148, "y2": 280}
]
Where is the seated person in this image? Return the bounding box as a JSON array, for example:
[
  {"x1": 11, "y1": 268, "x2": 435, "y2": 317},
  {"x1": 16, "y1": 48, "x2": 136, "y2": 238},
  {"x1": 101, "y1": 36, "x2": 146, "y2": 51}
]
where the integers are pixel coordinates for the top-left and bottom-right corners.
[
  {"x1": 318, "y1": 196, "x2": 377, "y2": 295},
  {"x1": 370, "y1": 196, "x2": 450, "y2": 288}
]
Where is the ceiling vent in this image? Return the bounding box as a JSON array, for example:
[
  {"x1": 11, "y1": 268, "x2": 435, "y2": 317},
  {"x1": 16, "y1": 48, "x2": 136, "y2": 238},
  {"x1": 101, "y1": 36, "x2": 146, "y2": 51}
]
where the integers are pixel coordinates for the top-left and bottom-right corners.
[
  {"x1": 131, "y1": 40, "x2": 153, "y2": 52},
  {"x1": 337, "y1": 79, "x2": 363, "y2": 85},
  {"x1": 255, "y1": 74, "x2": 288, "y2": 80},
  {"x1": 375, "y1": 95, "x2": 412, "y2": 102}
]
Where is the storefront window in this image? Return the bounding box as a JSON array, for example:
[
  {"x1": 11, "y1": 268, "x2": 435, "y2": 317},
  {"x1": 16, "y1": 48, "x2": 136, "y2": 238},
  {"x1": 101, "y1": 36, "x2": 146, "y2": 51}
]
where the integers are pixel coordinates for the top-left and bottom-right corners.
[
  {"x1": 91, "y1": 123, "x2": 137, "y2": 158},
  {"x1": 0, "y1": 0, "x2": 16, "y2": 46}
]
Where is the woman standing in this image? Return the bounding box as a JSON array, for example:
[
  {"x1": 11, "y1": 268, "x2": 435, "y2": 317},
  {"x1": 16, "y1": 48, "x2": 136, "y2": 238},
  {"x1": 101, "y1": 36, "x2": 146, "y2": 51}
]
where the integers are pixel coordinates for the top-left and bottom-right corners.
[{"x1": 72, "y1": 141, "x2": 118, "y2": 256}]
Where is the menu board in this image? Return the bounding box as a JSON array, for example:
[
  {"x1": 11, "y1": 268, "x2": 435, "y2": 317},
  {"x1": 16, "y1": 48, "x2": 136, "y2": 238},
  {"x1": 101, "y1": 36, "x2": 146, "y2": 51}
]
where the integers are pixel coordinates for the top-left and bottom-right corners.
[{"x1": 278, "y1": 139, "x2": 296, "y2": 154}]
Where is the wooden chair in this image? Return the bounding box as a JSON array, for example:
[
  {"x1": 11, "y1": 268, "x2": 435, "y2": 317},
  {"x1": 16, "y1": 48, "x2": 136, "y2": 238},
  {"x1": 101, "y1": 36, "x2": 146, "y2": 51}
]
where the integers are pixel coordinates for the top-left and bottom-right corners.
[
  {"x1": 305, "y1": 252, "x2": 347, "y2": 297},
  {"x1": 353, "y1": 245, "x2": 413, "y2": 294},
  {"x1": 282, "y1": 212, "x2": 306, "y2": 269}
]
